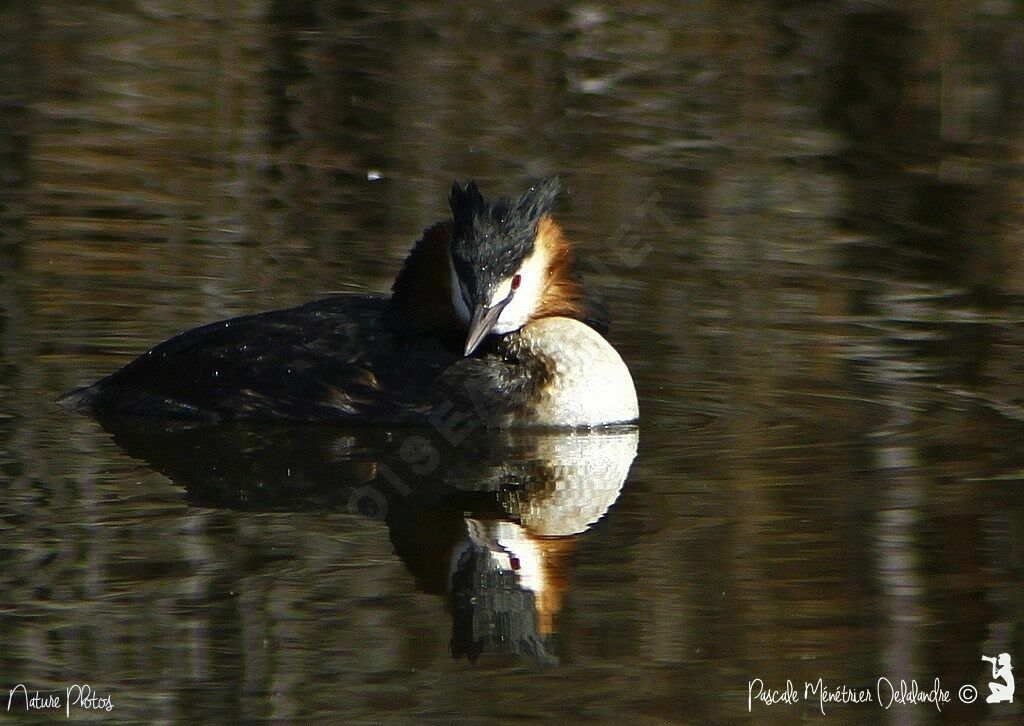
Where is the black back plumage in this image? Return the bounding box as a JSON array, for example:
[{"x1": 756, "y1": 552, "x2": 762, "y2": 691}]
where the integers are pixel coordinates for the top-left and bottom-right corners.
[
  {"x1": 60, "y1": 296, "x2": 460, "y2": 422},
  {"x1": 60, "y1": 177, "x2": 614, "y2": 424}
]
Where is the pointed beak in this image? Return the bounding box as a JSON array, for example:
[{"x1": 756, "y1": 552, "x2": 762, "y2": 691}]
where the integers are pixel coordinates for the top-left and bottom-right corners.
[{"x1": 464, "y1": 301, "x2": 509, "y2": 356}]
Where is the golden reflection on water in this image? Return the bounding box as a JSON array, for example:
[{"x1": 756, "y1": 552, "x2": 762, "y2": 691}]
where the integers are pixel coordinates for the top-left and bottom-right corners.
[{"x1": 1, "y1": 1, "x2": 1023, "y2": 722}]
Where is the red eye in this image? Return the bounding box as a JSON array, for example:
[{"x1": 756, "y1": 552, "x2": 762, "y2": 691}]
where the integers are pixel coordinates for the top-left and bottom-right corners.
[{"x1": 511, "y1": 274, "x2": 522, "y2": 290}]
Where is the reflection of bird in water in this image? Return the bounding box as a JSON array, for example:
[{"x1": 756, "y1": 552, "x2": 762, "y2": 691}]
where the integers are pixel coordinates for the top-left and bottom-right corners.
[
  {"x1": 95, "y1": 416, "x2": 638, "y2": 665},
  {"x1": 61, "y1": 178, "x2": 638, "y2": 428},
  {"x1": 449, "y1": 519, "x2": 565, "y2": 665},
  {"x1": 443, "y1": 432, "x2": 636, "y2": 664}
]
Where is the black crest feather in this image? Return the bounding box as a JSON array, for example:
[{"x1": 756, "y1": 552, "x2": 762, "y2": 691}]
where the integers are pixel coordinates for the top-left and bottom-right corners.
[{"x1": 449, "y1": 177, "x2": 561, "y2": 302}]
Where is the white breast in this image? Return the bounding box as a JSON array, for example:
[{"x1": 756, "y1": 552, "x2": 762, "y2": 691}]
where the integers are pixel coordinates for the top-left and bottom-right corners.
[{"x1": 513, "y1": 317, "x2": 639, "y2": 427}]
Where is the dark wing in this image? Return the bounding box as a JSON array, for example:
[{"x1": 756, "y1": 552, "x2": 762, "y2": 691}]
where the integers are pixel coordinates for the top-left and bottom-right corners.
[
  {"x1": 62, "y1": 296, "x2": 446, "y2": 422},
  {"x1": 434, "y1": 342, "x2": 545, "y2": 427}
]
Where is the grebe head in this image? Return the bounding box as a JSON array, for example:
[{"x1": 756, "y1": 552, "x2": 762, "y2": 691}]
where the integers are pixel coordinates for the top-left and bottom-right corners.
[{"x1": 449, "y1": 177, "x2": 562, "y2": 355}]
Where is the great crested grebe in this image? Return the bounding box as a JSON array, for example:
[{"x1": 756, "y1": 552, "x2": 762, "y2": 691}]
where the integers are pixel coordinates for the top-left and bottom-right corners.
[{"x1": 61, "y1": 178, "x2": 638, "y2": 427}]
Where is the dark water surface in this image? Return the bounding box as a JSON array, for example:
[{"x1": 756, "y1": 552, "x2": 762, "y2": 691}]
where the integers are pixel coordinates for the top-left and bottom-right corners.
[{"x1": 2, "y1": 2, "x2": 1024, "y2": 723}]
